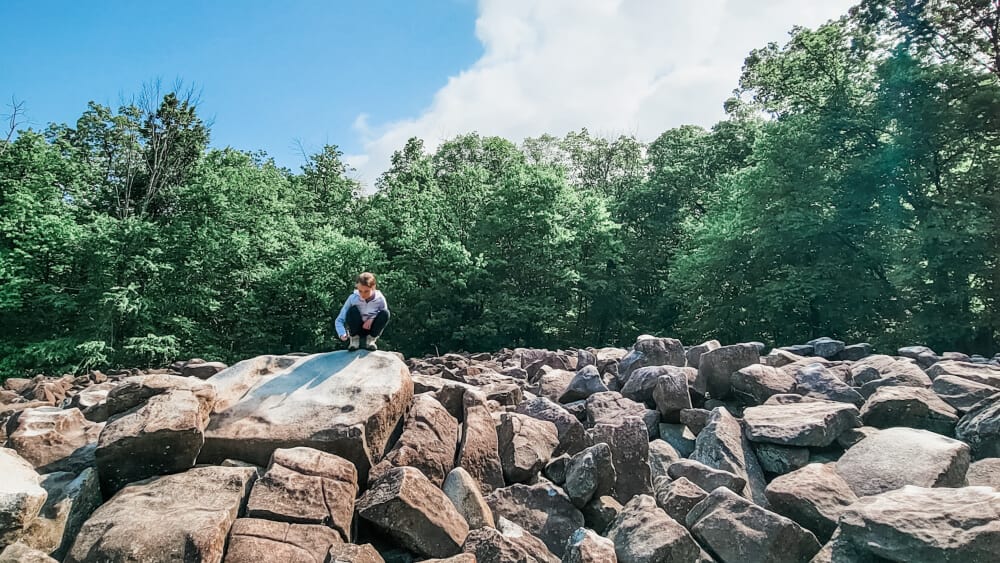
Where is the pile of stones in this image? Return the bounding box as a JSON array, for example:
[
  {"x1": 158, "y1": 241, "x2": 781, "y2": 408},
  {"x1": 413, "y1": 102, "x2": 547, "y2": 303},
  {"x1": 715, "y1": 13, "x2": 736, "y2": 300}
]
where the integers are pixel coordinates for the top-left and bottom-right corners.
[{"x1": 1, "y1": 338, "x2": 998, "y2": 562}]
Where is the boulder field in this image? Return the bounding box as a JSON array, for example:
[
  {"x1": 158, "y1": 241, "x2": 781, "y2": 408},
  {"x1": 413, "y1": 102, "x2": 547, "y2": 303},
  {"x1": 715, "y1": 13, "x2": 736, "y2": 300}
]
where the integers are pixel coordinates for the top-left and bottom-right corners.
[{"x1": 0, "y1": 339, "x2": 998, "y2": 562}]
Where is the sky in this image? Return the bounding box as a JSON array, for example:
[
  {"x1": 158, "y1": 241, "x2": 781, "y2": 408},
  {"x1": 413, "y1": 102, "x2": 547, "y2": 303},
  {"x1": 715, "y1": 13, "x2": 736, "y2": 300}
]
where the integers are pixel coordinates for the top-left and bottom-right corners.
[{"x1": 2, "y1": 0, "x2": 856, "y2": 186}]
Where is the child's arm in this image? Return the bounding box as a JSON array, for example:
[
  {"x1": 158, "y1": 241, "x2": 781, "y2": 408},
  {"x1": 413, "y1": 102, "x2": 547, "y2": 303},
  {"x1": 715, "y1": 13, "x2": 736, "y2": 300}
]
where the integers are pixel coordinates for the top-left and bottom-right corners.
[{"x1": 334, "y1": 296, "x2": 352, "y2": 337}]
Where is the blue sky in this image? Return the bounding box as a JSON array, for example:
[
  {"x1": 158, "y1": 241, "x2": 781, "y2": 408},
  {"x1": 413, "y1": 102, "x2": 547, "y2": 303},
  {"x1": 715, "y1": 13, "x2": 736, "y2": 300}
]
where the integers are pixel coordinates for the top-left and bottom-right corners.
[
  {"x1": 1, "y1": 0, "x2": 481, "y2": 171},
  {"x1": 2, "y1": 1, "x2": 855, "y2": 183}
]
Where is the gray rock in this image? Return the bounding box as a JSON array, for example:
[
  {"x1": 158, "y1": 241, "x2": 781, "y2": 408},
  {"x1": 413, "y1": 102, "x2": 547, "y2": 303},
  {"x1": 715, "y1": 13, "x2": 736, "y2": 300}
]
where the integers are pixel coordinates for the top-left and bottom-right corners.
[
  {"x1": 730, "y1": 364, "x2": 796, "y2": 406},
  {"x1": 764, "y1": 463, "x2": 857, "y2": 542},
  {"x1": 246, "y1": 447, "x2": 358, "y2": 541},
  {"x1": 0, "y1": 542, "x2": 57, "y2": 563},
  {"x1": 5, "y1": 407, "x2": 103, "y2": 474},
  {"x1": 563, "y1": 444, "x2": 616, "y2": 509},
  {"x1": 585, "y1": 417, "x2": 652, "y2": 503},
  {"x1": 561, "y1": 527, "x2": 616, "y2": 563},
  {"x1": 679, "y1": 408, "x2": 711, "y2": 435},
  {"x1": 835, "y1": 426, "x2": 879, "y2": 449},
  {"x1": 835, "y1": 427, "x2": 970, "y2": 497},
  {"x1": 651, "y1": 369, "x2": 693, "y2": 422},
  {"x1": 690, "y1": 408, "x2": 769, "y2": 507},
  {"x1": 580, "y1": 496, "x2": 621, "y2": 535},
  {"x1": 584, "y1": 392, "x2": 658, "y2": 438},
  {"x1": 535, "y1": 370, "x2": 576, "y2": 403},
  {"x1": 955, "y1": 393, "x2": 1000, "y2": 459},
  {"x1": 618, "y1": 337, "x2": 686, "y2": 385},
  {"x1": 558, "y1": 366, "x2": 608, "y2": 403},
  {"x1": 966, "y1": 458, "x2": 1000, "y2": 488},
  {"x1": 697, "y1": 344, "x2": 760, "y2": 399},
  {"x1": 836, "y1": 485, "x2": 1000, "y2": 562},
  {"x1": 836, "y1": 343, "x2": 872, "y2": 361},
  {"x1": 860, "y1": 386, "x2": 958, "y2": 435},
  {"x1": 370, "y1": 393, "x2": 458, "y2": 487},
  {"x1": 497, "y1": 413, "x2": 560, "y2": 484},
  {"x1": 668, "y1": 459, "x2": 746, "y2": 494},
  {"x1": 657, "y1": 424, "x2": 696, "y2": 458},
  {"x1": 927, "y1": 360, "x2": 1000, "y2": 387},
  {"x1": 743, "y1": 400, "x2": 861, "y2": 447},
  {"x1": 685, "y1": 340, "x2": 720, "y2": 370},
  {"x1": 647, "y1": 440, "x2": 681, "y2": 482},
  {"x1": 932, "y1": 374, "x2": 999, "y2": 413},
  {"x1": 753, "y1": 443, "x2": 810, "y2": 475},
  {"x1": 224, "y1": 518, "x2": 344, "y2": 563},
  {"x1": 898, "y1": 345, "x2": 939, "y2": 368},
  {"x1": 487, "y1": 482, "x2": 584, "y2": 557},
  {"x1": 686, "y1": 487, "x2": 822, "y2": 563},
  {"x1": 443, "y1": 467, "x2": 495, "y2": 530},
  {"x1": 606, "y1": 494, "x2": 708, "y2": 563},
  {"x1": 516, "y1": 397, "x2": 589, "y2": 457},
  {"x1": 0, "y1": 448, "x2": 48, "y2": 548},
  {"x1": 457, "y1": 390, "x2": 505, "y2": 495},
  {"x1": 544, "y1": 455, "x2": 571, "y2": 485},
  {"x1": 792, "y1": 363, "x2": 864, "y2": 405},
  {"x1": 807, "y1": 337, "x2": 845, "y2": 359},
  {"x1": 849, "y1": 354, "x2": 931, "y2": 395},
  {"x1": 18, "y1": 469, "x2": 100, "y2": 561},
  {"x1": 95, "y1": 374, "x2": 216, "y2": 495},
  {"x1": 462, "y1": 517, "x2": 559, "y2": 563},
  {"x1": 653, "y1": 476, "x2": 707, "y2": 526}
]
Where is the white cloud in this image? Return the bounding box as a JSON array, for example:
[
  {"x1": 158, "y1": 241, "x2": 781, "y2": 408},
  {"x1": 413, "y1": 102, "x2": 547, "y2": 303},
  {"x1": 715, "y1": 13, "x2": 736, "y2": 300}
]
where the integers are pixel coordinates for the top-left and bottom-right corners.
[{"x1": 345, "y1": 0, "x2": 856, "y2": 186}]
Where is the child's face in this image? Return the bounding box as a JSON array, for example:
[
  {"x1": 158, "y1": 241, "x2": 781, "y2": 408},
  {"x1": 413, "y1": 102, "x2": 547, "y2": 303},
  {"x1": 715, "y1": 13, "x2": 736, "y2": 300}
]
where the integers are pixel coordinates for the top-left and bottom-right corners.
[{"x1": 357, "y1": 283, "x2": 375, "y2": 300}]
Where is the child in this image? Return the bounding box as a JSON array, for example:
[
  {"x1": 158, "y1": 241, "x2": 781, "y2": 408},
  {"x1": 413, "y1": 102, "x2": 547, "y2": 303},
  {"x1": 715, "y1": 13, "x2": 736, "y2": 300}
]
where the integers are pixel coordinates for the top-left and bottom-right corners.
[{"x1": 334, "y1": 272, "x2": 391, "y2": 351}]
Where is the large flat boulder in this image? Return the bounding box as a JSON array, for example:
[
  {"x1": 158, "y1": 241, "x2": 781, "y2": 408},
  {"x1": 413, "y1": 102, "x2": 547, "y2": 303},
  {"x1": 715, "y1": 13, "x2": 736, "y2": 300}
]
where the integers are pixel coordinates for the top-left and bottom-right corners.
[
  {"x1": 835, "y1": 427, "x2": 970, "y2": 497},
  {"x1": 201, "y1": 351, "x2": 413, "y2": 483},
  {"x1": 860, "y1": 386, "x2": 958, "y2": 435},
  {"x1": 836, "y1": 485, "x2": 1000, "y2": 561},
  {"x1": 743, "y1": 400, "x2": 861, "y2": 447},
  {"x1": 927, "y1": 360, "x2": 1000, "y2": 387},
  {"x1": 65, "y1": 465, "x2": 257, "y2": 563}
]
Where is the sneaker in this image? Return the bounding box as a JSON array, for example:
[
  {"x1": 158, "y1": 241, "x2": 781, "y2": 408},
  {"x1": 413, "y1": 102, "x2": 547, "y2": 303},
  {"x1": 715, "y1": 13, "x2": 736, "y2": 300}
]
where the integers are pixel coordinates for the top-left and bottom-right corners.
[
  {"x1": 365, "y1": 336, "x2": 378, "y2": 351},
  {"x1": 348, "y1": 335, "x2": 360, "y2": 351}
]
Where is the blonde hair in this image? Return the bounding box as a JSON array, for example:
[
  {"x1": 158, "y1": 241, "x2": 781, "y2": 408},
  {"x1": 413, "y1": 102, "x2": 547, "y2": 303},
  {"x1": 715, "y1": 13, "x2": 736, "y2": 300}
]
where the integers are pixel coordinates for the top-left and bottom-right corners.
[{"x1": 356, "y1": 272, "x2": 377, "y2": 288}]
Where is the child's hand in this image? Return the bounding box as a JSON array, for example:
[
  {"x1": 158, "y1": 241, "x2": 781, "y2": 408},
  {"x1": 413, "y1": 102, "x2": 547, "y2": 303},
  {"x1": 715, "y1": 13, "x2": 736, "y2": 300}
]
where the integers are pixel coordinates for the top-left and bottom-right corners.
[
  {"x1": 340, "y1": 334, "x2": 348, "y2": 341},
  {"x1": 363, "y1": 319, "x2": 374, "y2": 331}
]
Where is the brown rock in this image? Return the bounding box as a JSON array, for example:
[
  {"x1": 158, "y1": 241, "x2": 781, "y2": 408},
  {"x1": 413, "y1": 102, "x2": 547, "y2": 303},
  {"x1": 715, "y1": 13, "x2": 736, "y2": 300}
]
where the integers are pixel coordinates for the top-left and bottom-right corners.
[
  {"x1": 369, "y1": 394, "x2": 457, "y2": 487},
  {"x1": 65, "y1": 465, "x2": 257, "y2": 563},
  {"x1": 356, "y1": 467, "x2": 469, "y2": 559},
  {"x1": 765, "y1": 463, "x2": 857, "y2": 542},
  {"x1": 487, "y1": 482, "x2": 584, "y2": 557},
  {"x1": 562, "y1": 527, "x2": 616, "y2": 563},
  {"x1": 443, "y1": 467, "x2": 495, "y2": 530},
  {"x1": 19, "y1": 469, "x2": 101, "y2": 560},
  {"x1": 457, "y1": 390, "x2": 505, "y2": 494},
  {"x1": 686, "y1": 487, "x2": 821, "y2": 563},
  {"x1": 95, "y1": 374, "x2": 216, "y2": 495},
  {"x1": 6, "y1": 407, "x2": 102, "y2": 473},
  {"x1": 497, "y1": 413, "x2": 559, "y2": 484},
  {"x1": 326, "y1": 543, "x2": 385, "y2": 563},
  {"x1": 690, "y1": 407, "x2": 768, "y2": 507},
  {"x1": 586, "y1": 417, "x2": 652, "y2": 503},
  {"x1": 224, "y1": 518, "x2": 342, "y2": 563},
  {"x1": 246, "y1": 447, "x2": 357, "y2": 541},
  {"x1": 606, "y1": 494, "x2": 708, "y2": 562}
]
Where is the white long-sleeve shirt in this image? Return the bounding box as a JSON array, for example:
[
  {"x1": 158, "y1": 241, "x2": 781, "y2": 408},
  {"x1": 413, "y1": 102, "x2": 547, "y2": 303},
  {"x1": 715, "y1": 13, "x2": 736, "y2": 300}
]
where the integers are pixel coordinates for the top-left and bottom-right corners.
[{"x1": 334, "y1": 289, "x2": 389, "y2": 336}]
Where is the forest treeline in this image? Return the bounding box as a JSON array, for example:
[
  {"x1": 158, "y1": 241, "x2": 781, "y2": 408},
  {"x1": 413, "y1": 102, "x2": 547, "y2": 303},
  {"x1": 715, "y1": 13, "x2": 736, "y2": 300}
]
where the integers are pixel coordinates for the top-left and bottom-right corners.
[{"x1": 1, "y1": 1, "x2": 998, "y2": 378}]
